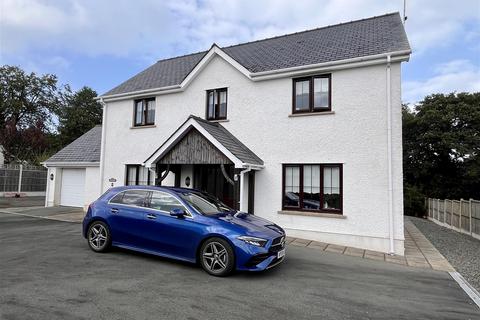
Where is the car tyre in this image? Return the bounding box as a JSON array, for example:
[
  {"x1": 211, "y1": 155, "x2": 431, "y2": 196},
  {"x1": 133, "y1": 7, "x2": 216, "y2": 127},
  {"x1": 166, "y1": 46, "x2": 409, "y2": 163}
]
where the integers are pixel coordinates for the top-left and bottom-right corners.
[
  {"x1": 200, "y1": 237, "x2": 235, "y2": 277},
  {"x1": 87, "y1": 221, "x2": 111, "y2": 253}
]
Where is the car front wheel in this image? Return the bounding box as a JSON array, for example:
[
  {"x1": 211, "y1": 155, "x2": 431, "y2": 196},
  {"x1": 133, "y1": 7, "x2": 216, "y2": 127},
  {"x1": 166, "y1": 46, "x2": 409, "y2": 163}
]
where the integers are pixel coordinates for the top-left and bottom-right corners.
[
  {"x1": 200, "y1": 237, "x2": 235, "y2": 276},
  {"x1": 87, "y1": 221, "x2": 111, "y2": 253}
]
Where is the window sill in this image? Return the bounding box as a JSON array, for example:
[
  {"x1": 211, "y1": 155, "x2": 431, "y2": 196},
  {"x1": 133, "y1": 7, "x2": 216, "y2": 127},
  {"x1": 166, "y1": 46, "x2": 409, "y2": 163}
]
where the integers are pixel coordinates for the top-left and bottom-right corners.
[
  {"x1": 207, "y1": 119, "x2": 229, "y2": 123},
  {"x1": 278, "y1": 210, "x2": 345, "y2": 219},
  {"x1": 289, "y1": 111, "x2": 335, "y2": 118},
  {"x1": 130, "y1": 125, "x2": 156, "y2": 129}
]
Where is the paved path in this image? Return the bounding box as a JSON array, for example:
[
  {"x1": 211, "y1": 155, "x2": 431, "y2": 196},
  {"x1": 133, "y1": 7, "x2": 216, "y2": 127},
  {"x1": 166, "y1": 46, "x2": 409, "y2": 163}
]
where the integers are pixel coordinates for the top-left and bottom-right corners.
[
  {"x1": 1, "y1": 212, "x2": 478, "y2": 320},
  {"x1": 287, "y1": 218, "x2": 455, "y2": 272}
]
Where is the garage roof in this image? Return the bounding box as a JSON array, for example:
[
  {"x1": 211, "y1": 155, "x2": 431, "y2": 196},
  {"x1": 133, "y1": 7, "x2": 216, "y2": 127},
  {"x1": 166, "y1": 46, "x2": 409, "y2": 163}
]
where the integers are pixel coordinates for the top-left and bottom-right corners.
[{"x1": 44, "y1": 126, "x2": 102, "y2": 164}]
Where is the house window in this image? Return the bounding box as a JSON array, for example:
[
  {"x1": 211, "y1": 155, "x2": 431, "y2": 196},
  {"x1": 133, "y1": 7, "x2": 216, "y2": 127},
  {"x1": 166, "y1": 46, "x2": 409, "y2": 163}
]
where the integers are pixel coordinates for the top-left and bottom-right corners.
[
  {"x1": 282, "y1": 164, "x2": 342, "y2": 213},
  {"x1": 125, "y1": 165, "x2": 154, "y2": 186},
  {"x1": 206, "y1": 88, "x2": 227, "y2": 120},
  {"x1": 293, "y1": 75, "x2": 331, "y2": 113},
  {"x1": 134, "y1": 98, "x2": 155, "y2": 126}
]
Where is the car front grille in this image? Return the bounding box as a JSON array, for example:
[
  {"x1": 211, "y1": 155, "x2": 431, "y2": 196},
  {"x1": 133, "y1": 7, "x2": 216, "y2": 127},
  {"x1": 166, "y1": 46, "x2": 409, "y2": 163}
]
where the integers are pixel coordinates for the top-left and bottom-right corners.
[{"x1": 270, "y1": 236, "x2": 285, "y2": 252}]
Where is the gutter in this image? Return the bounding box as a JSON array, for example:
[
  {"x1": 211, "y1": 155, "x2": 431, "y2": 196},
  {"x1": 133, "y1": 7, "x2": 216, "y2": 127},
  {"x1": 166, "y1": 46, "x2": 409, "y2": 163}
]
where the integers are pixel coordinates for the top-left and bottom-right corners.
[
  {"x1": 96, "y1": 50, "x2": 411, "y2": 102},
  {"x1": 386, "y1": 54, "x2": 395, "y2": 254}
]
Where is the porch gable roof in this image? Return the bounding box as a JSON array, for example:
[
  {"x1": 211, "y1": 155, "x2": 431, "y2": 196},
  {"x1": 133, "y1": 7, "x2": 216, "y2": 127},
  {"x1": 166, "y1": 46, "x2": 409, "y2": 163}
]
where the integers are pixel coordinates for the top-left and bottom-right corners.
[{"x1": 143, "y1": 116, "x2": 264, "y2": 169}]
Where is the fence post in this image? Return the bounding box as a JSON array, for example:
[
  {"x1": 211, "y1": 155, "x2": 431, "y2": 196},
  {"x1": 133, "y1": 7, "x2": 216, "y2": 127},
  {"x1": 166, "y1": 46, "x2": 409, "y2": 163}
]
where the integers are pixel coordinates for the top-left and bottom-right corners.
[
  {"x1": 451, "y1": 200, "x2": 454, "y2": 227},
  {"x1": 445, "y1": 199, "x2": 448, "y2": 225},
  {"x1": 469, "y1": 199, "x2": 473, "y2": 236},
  {"x1": 436, "y1": 198, "x2": 439, "y2": 221},
  {"x1": 459, "y1": 198, "x2": 463, "y2": 231},
  {"x1": 17, "y1": 164, "x2": 23, "y2": 194}
]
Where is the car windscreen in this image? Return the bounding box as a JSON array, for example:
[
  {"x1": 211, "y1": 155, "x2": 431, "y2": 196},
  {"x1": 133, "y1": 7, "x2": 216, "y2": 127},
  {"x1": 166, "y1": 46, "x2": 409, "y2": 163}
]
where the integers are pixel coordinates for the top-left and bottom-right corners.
[{"x1": 179, "y1": 192, "x2": 233, "y2": 215}]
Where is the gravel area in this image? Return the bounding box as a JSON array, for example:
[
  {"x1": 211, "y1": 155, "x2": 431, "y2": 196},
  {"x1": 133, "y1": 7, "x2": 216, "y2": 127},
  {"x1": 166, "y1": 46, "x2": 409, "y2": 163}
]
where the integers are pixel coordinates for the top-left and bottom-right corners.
[{"x1": 409, "y1": 216, "x2": 480, "y2": 291}]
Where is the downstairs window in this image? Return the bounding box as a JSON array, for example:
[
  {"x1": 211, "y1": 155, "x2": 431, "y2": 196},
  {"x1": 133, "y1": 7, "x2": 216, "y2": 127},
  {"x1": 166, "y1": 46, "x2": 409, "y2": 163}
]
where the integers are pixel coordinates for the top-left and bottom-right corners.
[{"x1": 283, "y1": 164, "x2": 342, "y2": 213}]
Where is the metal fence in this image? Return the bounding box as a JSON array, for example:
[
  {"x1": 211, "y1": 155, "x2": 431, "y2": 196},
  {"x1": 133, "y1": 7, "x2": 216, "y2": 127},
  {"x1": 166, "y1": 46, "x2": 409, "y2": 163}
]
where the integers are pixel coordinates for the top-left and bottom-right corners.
[
  {"x1": 0, "y1": 164, "x2": 47, "y2": 194},
  {"x1": 427, "y1": 198, "x2": 480, "y2": 240}
]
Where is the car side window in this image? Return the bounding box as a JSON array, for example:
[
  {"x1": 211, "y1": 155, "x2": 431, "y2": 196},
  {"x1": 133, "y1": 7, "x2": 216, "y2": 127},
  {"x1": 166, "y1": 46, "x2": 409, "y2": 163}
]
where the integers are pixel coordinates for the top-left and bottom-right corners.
[
  {"x1": 149, "y1": 191, "x2": 186, "y2": 213},
  {"x1": 110, "y1": 190, "x2": 149, "y2": 207}
]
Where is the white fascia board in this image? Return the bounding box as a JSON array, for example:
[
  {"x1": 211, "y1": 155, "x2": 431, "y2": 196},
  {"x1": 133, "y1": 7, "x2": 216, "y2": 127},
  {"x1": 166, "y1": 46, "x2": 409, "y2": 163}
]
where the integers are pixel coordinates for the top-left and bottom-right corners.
[
  {"x1": 181, "y1": 45, "x2": 252, "y2": 88},
  {"x1": 42, "y1": 162, "x2": 100, "y2": 168},
  {"x1": 143, "y1": 118, "x2": 244, "y2": 169},
  {"x1": 97, "y1": 49, "x2": 411, "y2": 102}
]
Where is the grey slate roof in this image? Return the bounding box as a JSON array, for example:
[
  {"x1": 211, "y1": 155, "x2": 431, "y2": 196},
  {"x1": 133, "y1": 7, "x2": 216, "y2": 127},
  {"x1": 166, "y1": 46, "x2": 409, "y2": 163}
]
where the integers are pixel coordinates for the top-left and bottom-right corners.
[
  {"x1": 45, "y1": 126, "x2": 102, "y2": 164},
  {"x1": 103, "y1": 13, "x2": 409, "y2": 97},
  {"x1": 191, "y1": 116, "x2": 264, "y2": 166}
]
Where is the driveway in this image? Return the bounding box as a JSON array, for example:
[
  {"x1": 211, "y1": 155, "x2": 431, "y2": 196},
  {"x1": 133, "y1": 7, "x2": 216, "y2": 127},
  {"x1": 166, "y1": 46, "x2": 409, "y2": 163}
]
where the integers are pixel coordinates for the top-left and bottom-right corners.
[{"x1": 0, "y1": 212, "x2": 479, "y2": 320}]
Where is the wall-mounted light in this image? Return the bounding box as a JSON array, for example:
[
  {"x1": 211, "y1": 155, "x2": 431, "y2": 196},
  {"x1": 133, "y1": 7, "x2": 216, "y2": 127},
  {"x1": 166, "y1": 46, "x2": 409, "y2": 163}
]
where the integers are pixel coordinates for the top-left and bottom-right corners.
[
  {"x1": 185, "y1": 176, "x2": 191, "y2": 187},
  {"x1": 49, "y1": 173, "x2": 54, "y2": 181}
]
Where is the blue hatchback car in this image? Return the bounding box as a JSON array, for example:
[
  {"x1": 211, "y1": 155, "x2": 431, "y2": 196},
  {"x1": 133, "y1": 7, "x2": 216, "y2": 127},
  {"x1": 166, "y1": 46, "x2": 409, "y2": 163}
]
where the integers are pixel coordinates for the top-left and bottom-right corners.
[{"x1": 82, "y1": 186, "x2": 286, "y2": 276}]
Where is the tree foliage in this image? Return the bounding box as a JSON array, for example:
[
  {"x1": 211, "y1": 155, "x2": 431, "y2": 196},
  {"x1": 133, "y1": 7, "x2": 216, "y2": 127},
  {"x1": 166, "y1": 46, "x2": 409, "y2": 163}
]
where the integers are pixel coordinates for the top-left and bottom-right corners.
[
  {"x1": 0, "y1": 65, "x2": 102, "y2": 165},
  {"x1": 57, "y1": 86, "x2": 102, "y2": 146},
  {"x1": 403, "y1": 92, "x2": 480, "y2": 215},
  {"x1": 0, "y1": 65, "x2": 60, "y2": 163}
]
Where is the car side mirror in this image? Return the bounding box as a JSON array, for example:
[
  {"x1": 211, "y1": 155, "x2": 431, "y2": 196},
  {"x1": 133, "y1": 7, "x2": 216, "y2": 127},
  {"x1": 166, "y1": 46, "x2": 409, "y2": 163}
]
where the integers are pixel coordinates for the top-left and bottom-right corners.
[{"x1": 170, "y1": 208, "x2": 186, "y2": 218}]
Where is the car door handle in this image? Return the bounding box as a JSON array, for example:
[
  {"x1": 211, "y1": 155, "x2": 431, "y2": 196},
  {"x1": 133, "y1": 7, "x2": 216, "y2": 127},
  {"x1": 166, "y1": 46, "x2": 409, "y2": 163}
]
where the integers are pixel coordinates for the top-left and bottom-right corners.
[
  {"x1": 111, "y1": 208, "x2": 119, "y2": 214},
  {"x1": 146, "y1": 213, "x2": 156, "y2": 220}
]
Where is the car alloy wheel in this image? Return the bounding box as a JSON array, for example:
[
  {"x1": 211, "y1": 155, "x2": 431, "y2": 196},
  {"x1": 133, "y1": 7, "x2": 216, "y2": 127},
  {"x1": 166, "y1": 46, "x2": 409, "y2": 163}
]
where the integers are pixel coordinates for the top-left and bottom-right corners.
[
  {"x1": 200, "y1": 238, "x2": 234, "y2": 276},
  {"x1": 88, "y1": 221, "x2": 111, "y2": 252}
]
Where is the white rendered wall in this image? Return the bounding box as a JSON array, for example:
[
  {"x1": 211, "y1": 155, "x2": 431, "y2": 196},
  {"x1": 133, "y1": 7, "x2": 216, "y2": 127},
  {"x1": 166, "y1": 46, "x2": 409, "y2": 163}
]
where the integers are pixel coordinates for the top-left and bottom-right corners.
[
  {"x1": 101, "y1": 55, "x2": 405, "y2": 254},
  {"x1": 84, "y1": 167, "x2": 100, "y2": 210}
]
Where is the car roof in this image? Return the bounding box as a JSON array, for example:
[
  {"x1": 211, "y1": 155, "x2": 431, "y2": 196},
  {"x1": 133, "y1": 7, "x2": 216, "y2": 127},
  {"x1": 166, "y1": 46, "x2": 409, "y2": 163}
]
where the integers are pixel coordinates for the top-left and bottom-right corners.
[{"x1": 110, "y1": 185, "x2": 202, "y2": 194}]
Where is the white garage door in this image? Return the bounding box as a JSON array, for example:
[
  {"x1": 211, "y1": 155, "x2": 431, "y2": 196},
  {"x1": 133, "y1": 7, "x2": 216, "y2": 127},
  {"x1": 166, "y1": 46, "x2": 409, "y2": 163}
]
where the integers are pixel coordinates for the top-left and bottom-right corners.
[{"x1": 60, "y1": 168, "x2": 86, "y2": 207}]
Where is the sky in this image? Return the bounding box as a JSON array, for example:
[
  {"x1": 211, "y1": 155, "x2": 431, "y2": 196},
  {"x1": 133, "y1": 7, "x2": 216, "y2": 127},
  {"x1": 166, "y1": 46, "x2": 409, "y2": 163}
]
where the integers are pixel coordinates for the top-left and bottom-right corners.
[{"x1": 1, "y1": 0, "x2": 479, "y2": 104}]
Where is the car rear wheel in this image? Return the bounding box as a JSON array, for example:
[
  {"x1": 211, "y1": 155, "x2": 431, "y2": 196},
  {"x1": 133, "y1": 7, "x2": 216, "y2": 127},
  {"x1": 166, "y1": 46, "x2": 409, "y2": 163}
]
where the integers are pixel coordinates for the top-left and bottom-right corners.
[
  {"x1": 200, "y1": 238, "x2": 235, "y2": 276},
  {"x1": 87, "y1": 221, "x2": 111, "y2": 253}
]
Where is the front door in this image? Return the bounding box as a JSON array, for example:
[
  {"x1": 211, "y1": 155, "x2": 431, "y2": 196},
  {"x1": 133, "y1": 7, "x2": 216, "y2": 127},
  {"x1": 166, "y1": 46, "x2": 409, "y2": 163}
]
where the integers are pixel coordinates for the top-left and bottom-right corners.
[{"x1": 193, "y1": 164, "x2": 235, "y2": 208}]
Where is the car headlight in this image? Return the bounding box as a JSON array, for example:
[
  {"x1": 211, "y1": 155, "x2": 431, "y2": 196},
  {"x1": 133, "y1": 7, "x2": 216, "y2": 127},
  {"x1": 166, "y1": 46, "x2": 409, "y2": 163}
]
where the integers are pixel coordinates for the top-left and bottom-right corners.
[{"x1": 237, "y1": 236, "x2": 268, "y2": 247}]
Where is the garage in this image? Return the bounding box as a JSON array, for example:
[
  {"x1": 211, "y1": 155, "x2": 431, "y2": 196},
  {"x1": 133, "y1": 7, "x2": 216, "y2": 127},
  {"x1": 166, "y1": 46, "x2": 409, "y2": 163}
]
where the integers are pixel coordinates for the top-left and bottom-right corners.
[
  {"x1": 60, "y1": 168, "x2": 86, "y2": 207},
  {"x1": 43, "y1": 126, "x2": 102, "y2": 210}
]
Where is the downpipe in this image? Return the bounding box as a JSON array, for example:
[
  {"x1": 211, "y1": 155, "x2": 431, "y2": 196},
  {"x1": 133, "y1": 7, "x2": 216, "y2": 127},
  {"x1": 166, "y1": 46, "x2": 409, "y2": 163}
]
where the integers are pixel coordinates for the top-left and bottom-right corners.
[
  {"x1": 99, "y1": 98, "x2": 107, "y2": 193},
  {"x1": 386, "y1": 55, "x2": 395, "y2": 254},
  {"x1": 238, "y1": 166, "x2": 252, "y2": 212}
]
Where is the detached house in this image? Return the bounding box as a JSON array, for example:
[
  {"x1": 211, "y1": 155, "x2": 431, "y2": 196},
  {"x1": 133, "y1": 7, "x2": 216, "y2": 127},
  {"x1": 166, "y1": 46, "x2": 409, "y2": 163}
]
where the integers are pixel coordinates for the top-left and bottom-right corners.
[{"x1": 44, "y1": 13, "x2": 411, "y2": 254}]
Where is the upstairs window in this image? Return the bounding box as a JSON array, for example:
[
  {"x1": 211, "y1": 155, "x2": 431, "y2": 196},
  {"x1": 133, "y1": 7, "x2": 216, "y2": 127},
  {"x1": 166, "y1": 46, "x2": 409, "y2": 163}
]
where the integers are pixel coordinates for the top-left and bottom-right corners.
[
  {"x1": 206, "y1": 88, "x2": 227, "y2": 120},
  {"x1": 134, "y1": 98, "x2": 155, "y2": 126},
  {"x1": 293, "y1": 75, "x2": 331, "y2": 113},
  {"x1": 283, "y1": 163, "x2": 342, "y2": 213}
]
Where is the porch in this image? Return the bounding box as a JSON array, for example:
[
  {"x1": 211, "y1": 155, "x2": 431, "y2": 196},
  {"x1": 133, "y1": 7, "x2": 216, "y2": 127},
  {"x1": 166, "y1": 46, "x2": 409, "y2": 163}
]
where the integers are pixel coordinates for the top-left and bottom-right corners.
[{"x1": 143, "y1": 115, "x2": 264, "y2": 212}]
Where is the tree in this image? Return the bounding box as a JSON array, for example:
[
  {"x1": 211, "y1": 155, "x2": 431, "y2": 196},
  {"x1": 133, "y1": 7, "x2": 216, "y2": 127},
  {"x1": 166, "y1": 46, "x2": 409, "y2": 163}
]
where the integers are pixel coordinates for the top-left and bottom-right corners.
[
  {"x1": 57, "y1": 86, "x2": 102, "y2": 146},
  {"x1": 0, "y1": 65, "x2": 61, "y2": 163},
  {"x1": 403, "y1": 92, "x2": 480, "y2": 215}
]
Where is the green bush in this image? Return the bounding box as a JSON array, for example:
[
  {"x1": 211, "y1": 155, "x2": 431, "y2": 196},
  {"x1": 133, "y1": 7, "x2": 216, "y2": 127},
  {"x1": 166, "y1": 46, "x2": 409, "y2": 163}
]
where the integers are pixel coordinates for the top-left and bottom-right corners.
[{"x1": 404, "y1": 184, "x2": 426, "y2": 217}]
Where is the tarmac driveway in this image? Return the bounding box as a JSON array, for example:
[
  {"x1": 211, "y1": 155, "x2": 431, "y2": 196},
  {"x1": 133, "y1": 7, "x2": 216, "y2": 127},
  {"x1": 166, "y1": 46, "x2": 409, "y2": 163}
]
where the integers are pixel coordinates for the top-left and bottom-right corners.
[{"x1": 0, "y1": 211, "x2": 479, "y2": 320}]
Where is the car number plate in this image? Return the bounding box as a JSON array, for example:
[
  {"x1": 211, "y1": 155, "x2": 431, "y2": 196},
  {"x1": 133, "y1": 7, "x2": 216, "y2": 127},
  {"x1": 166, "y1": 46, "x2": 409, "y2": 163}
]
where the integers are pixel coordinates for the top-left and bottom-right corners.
[{"x1": 277, "y1": 248, "x2": 285, "y2": 259}]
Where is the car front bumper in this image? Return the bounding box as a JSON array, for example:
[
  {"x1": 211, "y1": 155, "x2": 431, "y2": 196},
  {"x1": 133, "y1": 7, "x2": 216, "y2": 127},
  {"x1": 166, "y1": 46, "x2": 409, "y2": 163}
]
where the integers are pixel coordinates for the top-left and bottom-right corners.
[{"x1": 234, "y1": 236, "x2": 286, "y2": 271}]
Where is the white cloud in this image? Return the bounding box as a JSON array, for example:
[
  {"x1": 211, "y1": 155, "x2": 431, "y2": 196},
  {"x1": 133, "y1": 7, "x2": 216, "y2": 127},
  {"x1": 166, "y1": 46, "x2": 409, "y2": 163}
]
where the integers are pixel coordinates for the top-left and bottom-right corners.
[
  {"x1": 2, "y1": 0, "x2": 479, "y2": 59},
  {"x1": 403, "y1": 59, "x2": 480, "y2": 103}
]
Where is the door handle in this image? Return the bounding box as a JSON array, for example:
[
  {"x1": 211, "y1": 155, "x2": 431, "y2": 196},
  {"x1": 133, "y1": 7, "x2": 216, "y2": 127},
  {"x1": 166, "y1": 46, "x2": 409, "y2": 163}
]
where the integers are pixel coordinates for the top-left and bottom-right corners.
[
  {"x1": 146, "y1": 213, "x2": 156, "y2": 220},
  {"x1": 110, "y1": 208, "x2": 119, "y2": 214}
]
